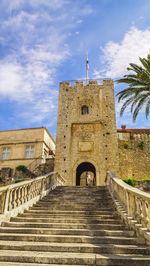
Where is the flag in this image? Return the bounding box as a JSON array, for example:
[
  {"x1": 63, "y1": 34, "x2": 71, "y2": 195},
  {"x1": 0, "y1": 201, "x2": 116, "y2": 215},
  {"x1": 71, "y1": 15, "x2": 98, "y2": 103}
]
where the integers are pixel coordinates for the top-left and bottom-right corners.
[{"x1": 86, "y1": 54, "x2": 89, "y2": 70}]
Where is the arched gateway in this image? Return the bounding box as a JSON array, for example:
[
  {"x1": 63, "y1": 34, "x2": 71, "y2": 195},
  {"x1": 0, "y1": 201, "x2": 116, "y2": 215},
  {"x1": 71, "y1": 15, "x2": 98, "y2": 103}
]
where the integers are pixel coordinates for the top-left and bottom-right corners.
[{"x1": 76, "y1": 162, "x2": 96, "y2": 186}]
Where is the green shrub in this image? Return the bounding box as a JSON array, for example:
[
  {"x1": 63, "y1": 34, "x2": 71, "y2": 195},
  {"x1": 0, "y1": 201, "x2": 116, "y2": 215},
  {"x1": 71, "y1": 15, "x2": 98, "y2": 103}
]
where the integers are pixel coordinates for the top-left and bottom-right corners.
[
  {"x1": 143, "y1": 177, "x2": 150, "y2": 181},
  {"x1": 16, "y1": 165, "x2": 28, "y2": 173},
  {"x1": 123, "y1": 178, "x2": 136, "y2": 187},
  {"x1": 137, "y1": 141, "x2": 144, "y2": 150}
]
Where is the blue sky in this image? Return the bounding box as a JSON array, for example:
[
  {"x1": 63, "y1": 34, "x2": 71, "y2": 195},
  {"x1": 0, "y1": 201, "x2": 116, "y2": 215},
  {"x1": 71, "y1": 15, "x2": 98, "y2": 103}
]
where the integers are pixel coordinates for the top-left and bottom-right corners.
[{"x1": 0, "y1": 0, "x2": 150, "y2": 138}]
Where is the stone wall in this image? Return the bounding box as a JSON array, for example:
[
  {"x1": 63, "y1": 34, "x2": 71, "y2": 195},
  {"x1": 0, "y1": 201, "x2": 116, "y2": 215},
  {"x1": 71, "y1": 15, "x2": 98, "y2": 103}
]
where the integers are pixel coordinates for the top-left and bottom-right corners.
[{"x1": 118, "y1": 140, "x2": 150, "y2": 179}]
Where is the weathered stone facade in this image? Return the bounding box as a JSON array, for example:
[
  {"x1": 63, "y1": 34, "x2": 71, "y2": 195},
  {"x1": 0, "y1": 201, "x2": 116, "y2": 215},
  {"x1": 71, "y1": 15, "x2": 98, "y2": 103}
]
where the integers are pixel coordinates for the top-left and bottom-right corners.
[
  {"x1": 117, "y1": 127, "x2": 150, "y2": 179},
  {"x1": 118, "y1": 140, "x2": 150, "y2": 180},
  {"x1": 55, "y1": 80, "x2": 119, "y2": 185}
]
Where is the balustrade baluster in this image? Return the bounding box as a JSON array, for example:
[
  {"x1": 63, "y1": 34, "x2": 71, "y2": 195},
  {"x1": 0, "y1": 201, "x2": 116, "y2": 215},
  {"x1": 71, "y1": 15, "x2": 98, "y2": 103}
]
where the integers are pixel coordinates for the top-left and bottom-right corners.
[
  {"x1": 8, "y1": 190, "x2": 13, "y2": 211},
  {"x1": 17, "y1": 187, "x2": 21, "y2": 206},
  {"x1": 141, "y1": 200, "x2": 148, "y2": 228},
  {"x1": 13, "y1": 189, "x2": 17, "y2": 209}
]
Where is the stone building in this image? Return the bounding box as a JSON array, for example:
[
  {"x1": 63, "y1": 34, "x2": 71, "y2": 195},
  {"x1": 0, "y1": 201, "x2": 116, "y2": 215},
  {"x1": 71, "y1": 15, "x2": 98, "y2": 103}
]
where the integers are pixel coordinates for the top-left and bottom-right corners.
[
  {"x1": 55, "y1": 79, "x2": 119, "y2": 186},
  {"x1": 0, "y1": 127, "x2": 55, "y2": 172},
  {"x1": 117, "y1": 125, "x2": 150, "y2": 141}
]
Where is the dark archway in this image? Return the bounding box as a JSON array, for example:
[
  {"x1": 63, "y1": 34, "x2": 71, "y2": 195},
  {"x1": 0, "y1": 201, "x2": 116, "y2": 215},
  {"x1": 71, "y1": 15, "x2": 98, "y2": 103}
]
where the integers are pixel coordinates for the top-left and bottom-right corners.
[{"x1": 76, "y1": 162, "x2": 96, "y2": 186}]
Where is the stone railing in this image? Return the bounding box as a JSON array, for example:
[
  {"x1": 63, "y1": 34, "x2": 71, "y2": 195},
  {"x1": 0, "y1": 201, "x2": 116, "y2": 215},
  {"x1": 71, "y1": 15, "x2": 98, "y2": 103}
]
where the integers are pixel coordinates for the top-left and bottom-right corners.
[
  {"x1": 0, "y1": 172, "x2": 65, "y2": 224},
  {"x1": 106, "y1": 171, "x2": 150, "y2": 245},
  {"x1": 28, "y1": 156, "x2": 43, "y2": 172}
]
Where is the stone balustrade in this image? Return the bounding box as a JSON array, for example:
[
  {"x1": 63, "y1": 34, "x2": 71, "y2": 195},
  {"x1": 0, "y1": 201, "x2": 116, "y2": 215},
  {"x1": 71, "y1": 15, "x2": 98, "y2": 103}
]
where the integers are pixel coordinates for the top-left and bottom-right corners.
[
  {"x1": 0, "y1": 172, "x2": 65, "y2": 224},
  {"x1": 106, "y1": 171, "x2": 150, "y2": 245}
]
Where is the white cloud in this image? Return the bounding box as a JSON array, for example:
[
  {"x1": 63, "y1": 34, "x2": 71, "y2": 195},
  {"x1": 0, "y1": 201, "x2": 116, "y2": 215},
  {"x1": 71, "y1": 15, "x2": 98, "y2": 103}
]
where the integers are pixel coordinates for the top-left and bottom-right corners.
[
  {"x1": 93, "y1": 27, "x2": 150, "y2": 128},
  {"x1": 94, "y1": 27, "x2": 150, "y2": 79},
  {"x1": 0, "y1": 62, "x2": 32, "y2": 101},
  {"x1": 0, "y1": 0, "x2": 68, "y2": 13},
  {"x1": 0, "y1": 0, "x2": 93, "y2": 128}
]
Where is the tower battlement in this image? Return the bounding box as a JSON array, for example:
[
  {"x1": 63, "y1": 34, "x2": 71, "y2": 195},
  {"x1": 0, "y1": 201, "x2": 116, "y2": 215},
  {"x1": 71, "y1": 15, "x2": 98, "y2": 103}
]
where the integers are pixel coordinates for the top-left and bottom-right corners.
[{"x1": 60, "y1": 79, "x2": 113, "y2": 89}]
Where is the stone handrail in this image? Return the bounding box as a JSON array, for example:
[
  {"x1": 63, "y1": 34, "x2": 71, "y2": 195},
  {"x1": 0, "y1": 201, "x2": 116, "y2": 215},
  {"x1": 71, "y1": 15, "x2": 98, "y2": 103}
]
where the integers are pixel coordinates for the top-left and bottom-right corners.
[
  {"x1": 0, "y1": 172, "x2": 65, "y2": 224},
  {"x1": 106, "y1": 171, "x2": 150, "y2": 245},
  {"x1": 28, "y1": 156, "x2": 43, "y2": 172}
]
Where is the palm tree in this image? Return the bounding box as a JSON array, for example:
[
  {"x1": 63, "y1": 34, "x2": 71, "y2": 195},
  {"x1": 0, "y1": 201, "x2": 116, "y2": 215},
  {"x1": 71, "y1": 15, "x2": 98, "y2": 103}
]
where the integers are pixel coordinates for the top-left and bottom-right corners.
[{"x1": 116, "y1": 54, "x2": 150, "y2": 121}]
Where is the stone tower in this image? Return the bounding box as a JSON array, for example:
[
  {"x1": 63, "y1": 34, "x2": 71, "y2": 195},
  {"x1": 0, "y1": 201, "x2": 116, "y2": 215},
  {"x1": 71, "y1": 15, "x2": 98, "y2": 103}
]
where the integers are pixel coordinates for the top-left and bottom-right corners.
[{"x1": 55, "y1": 79, "x2": 119, "y2": 186}]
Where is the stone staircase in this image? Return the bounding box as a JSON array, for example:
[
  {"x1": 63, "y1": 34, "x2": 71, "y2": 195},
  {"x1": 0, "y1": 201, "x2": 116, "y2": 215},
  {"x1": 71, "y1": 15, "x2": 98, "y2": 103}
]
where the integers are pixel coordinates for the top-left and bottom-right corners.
[{"x1": 0, "y1": 186, "x2": 149, "y2": 266}]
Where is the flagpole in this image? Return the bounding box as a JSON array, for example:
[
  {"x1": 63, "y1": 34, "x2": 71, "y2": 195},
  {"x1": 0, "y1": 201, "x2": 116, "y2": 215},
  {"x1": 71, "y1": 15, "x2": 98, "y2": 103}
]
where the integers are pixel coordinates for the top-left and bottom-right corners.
[{"x1": 86, "y1": 51, "x2": 89, "y2": 83}]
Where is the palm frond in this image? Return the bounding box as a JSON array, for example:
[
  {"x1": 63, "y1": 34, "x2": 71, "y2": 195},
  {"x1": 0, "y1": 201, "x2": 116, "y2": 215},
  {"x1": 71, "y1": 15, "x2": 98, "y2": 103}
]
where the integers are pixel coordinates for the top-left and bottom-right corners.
[{"x1": 116, "y1": 53, "x2": 150, "y2": 121}]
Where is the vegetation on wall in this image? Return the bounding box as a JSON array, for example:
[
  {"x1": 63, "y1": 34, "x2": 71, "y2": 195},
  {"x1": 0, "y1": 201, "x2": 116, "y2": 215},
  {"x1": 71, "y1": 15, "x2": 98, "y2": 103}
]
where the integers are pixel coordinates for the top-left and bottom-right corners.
[
  {"x1": 16, "y1": 165, "x2": 28, "y2": 173},
  {"x1": 137, "y1": 141, "x2": 145, "y2": 150},
  {"x1": 123, "y1": 178, "x2": 136, "y2": 187},
  {"x1": 123, "y1": 177, "x2": 150, "y2": 188}
]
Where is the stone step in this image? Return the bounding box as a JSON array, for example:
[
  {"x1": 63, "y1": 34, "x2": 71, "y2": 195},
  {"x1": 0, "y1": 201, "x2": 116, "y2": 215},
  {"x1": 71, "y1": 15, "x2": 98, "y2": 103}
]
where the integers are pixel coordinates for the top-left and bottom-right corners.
[
  {"x1": 2, "y1": 222, "x2": 127, "y2": 230},
  {"x1": 30, "y1": 206, "x2": 113, "y2": 211},
  {"x1": 47, "y1": 195, "x2": 109, "y2": 198},
  {"x1": 48, "y1": 192, "x2": 109, "y2": 195},
  {"x1": 0, "y1": 263, "x2": 70, "y2": 266},
  {"x1": 17, "y1": 214, "x2": 121, "y2": 223},
  {"x1": 19, "y1": 210, "x2": 116, "y2": 217},
  {"x1": 48, "y1": 193, "x2": 109, "y2": 196},
  {"x1": 11, "y1": 217, "x2": 122, "y2": 224},
  {"x1": 0, "y1": 263, "x2": 88, "y2": 266},
  {"x1": 32, "y1": 206, "x2": 113, "y2": 210},
  {"x1": 38, "y1": 197, "x2": 111, "y2": 200},
  {"x1": 19, "y1": 214, "x2": 118, "y2": 220},
  {"x1": 53, "y1": 186, "x2": 107, "y2": 189},
  {"x1": 24, "y1": 210, "x2": 117, "y2": 218},
  {"x1": 0, "y1": 233, "x2": 137, "y2": 244},
  {"x1": 0, "y1": 227, "x2": 135, "y2": 237},
  {"x1": 0, "y1": 241, "x2": 149, "y2": 255},
  {"x1": 40, "y1": 198, "x2": 112, "y2": 202},
  {"x1": 35, "y1": 202, "x2": 112, "y2": 207},
  {"x1": 30, "y1": 208, "x2": 114, "y2": 215},
  {"x1": 46, "y1": 192, "x2": 109, "y2": 195},
  {"x1": 52, "y1": 192, "x2": 109, "y2": 194},
  {"x1": 46, "y1": 190, "x2": 109, "y2": 193},
  {"x1": 49, "y1": 190, "x2": 108, "y2": 194},
  {"x1": 0, "y1": 250, "x2": 149, "y2": 265},
  {"x1": 37, "y1": 203, "x2": 113, "y2": 208}
]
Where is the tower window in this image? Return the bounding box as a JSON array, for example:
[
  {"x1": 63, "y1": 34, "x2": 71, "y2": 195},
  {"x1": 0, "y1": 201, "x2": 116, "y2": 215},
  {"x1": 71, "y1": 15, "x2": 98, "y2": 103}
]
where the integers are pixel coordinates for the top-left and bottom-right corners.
[{"x1": 81, "y1": 105, "x2": 89, "y2": 115}]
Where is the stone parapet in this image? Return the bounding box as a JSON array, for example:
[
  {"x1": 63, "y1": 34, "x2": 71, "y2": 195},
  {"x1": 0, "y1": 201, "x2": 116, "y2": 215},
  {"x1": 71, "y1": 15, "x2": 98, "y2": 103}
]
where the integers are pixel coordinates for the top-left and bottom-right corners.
[
  {"x1": 0, "y1": 172, "x2": 65, "y2": 225},
  {"x1": 106, "y1": 171, "x2": 150, "y2": 245}
]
